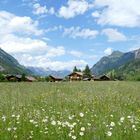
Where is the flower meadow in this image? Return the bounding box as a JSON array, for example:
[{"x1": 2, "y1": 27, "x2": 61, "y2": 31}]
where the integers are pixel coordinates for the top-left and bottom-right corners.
[{"x1": 0, "y1": 81, "x2": 140, "y2": 140}]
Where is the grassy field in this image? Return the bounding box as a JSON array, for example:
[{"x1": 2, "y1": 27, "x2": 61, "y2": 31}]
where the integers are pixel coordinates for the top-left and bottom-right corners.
[{"x1": 0, "y1": 81, "x2": 140, "y2": 140}]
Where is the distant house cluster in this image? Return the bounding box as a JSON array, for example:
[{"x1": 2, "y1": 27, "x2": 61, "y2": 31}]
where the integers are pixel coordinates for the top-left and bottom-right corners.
[
  {"x1": 1, "y1": 72, "x2": 111, "y2": 82},
  {"x1": 47, "y1": 72, "x2": 111, "y2": 82},
  {"x1": 5, "y1": 74, "x2": 37, "y2": 82}
]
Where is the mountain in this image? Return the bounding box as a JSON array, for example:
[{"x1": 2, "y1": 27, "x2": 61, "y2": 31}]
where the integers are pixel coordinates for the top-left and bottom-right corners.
[
  {"x1": 27, "y1": 66, "x2": 71, "y2": 77},
  {"x1": 0, "y1": 48, "x2": 31, "y2": 74},
  {"x1": 91, "y1": 49, "x2": 140, "y2": 77},
  {"x1": 112, "y1": 59, "x2": 140, "y2": 80}
]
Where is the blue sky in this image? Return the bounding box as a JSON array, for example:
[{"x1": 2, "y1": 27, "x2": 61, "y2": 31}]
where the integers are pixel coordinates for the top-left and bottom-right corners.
[{"x1": 0, "y1": 0, "x2": 140, "y2": 70}]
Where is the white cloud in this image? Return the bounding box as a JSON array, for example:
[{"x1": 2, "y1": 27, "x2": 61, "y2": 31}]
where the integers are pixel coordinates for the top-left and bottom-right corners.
[
  {"x1": 129, "y1": 47, "x2": 140, "y2": 51},
  {"x1": 33, "y1": 3, "x2": 55, "y2": 15},
  {"x1": 104, "y1": 48, "x2": 113, "y2": 55},
  {"x1": 94, "y1": 0, "x2": 140, "y2": 27},
  {"x1": 69, "y1": 50, "x2": 83, "y2": 57},
  {"x1": 91, "y1": 11, "x2": 100, "y2": 18},
  {"x1": 0, "y1": 10, "x2": 43, "y2": 35},
  {"x1": 102, "y1": 28, "x2": 127, "y2": 42},
  {"x1": 0, "y1": 10, "x2": 88, "y2": 70},
  {"x1": 63, "y1": 27, "x2": 99, "y2": 39},
  {"x1": 0, "y1": 33, "x2": 66, "y2": 58},
  {"x1": 58, "y1": 0, "x2": 89, "y2": 19},
  {"x1": 38, "y1": 59, "x2": 87, "y2": 71},
  {"x1": 0, "y1": 34, "x2": 48, "y2": 53},
  {"x1": 14, "y1": 53, "x2": 87, "y2": 70},
  {"x1": 46, "y1": 46, "x2": 66, "y2": 58}
]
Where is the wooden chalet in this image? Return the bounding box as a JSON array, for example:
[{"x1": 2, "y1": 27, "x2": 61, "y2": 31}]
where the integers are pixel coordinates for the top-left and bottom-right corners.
[
  {"x1": 68, "y1": 72, "x2": 83, "y2": 81},
  {"x1": 94, "y1": 75, "x2": 111, "y2": 81},
  {"x1": 48, "y1": 75, "x2": 63, "y2": 82},
  {"x1": 100, "y1": 75, "x2": 110, "y2": 81}
]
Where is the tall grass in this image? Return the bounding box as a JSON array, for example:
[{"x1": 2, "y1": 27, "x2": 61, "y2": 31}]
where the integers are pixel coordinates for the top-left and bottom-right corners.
[{"x1": 0, "y1": 81, "x2": 140, "y2": 140}]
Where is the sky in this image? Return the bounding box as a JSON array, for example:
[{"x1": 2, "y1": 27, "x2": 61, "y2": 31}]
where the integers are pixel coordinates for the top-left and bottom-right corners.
[{"x1": 0, "y1": 0, "x2": 140, "y2": 70}]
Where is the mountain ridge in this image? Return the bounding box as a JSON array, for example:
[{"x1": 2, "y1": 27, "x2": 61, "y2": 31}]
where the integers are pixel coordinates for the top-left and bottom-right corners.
[
  {"x1": 91, "y1": 48, "x2": 140, "y2": 78},
  {"x1": 0, "y1": 48, "x2": 31, "y2": 74}
]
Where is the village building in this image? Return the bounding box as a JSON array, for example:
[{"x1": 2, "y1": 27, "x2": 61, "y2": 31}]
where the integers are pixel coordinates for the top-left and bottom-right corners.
[
  {"x1": 100, "y1": 75, "x2": 111, "y2": 81},
  {"x1": 5, "y1": 74, "x2": 37, "y2": 82},
  {"x1": 5, "y1": 74, "x2": 22, "y2": 82},
  {"x1": 93, "y1": 75, "x2": 111, "y2": 81},
  {"x1": 48, "y1": 75, "x2": 63, "y2": 82},
  {"x1": 68, "y1": 72, "x2": 84, "y2": 81},
  {"x1": 25, "y1": 76, "x2": 37, "y2": 82}
]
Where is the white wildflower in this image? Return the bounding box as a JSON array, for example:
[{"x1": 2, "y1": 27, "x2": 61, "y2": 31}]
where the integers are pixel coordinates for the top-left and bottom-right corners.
[
  {"x1": 7, "y1": 128, "x2": 11, "y2": 131},
  {"x1": 72, "y1": 135, "x2": 77, "y2": 139},
  {"x1": 132, "y1": 125, "x2": 136, "y2": 129},
  {"x1": 17, "y1": 115, "x2": 20, "y2": 117},
  {"x1": 81, "y1": 127, "x2": 85, "y2": 131},
  {"x1": 69, "y1": 116, "x2": 73, "y2": 120},
  {"x1": 29, "y1": 120, "x2": 34, "y2": 123},
  {"x1": 120, "y1": 117, "x2": 125, "y2": 122},
  {"x1": 107, "y1": 131, "x2": 112, "y2": 136},
  {"x1": 127, "y1": 116, "x2": 131, "y2": 119},
  {"x1": 42, "y1": 119, "x2": 48, "y2": 123},
  {"x1": 2, "y1": 115, "x2": 6, "y2": 121},
  {"x1": 87, "y1": 123, "x2": 91, "y2": 126},
  {"x1": 79, "y1": 113, "x2": 84, "y2": 117},
  {"x1": 14, "y1": 135, "x2": 17, "y2": 138},
  {"x1": 13, "y1": 127, "x2": 17, "y2": 131},
  {"x1": 79, "y1": 132, "x2": 84, "y2": 136},
  {"x1": 110, "y1": 114, "x2": 113, "y2": 117},
  {"x1": 57, "y1": 121, "x2": 62, "y2": 125},
  {"x1": 51, "y1": 120, "x2": 56, "y2": 125},
  {"x1": 12, "y1": 114, "x2": 15, "y2": 118},
  {"x1": 68, "y1": 133, "x2": 72, "y2": 137},
  {"x1": 110, "y1": 122, "x2": 115, "y2": 127},
  {"x1": 73, "y1": 122, "x2": 77, "y2": 126}
]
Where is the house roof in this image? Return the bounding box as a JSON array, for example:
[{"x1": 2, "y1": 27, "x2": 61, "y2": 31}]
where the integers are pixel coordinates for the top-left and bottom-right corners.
[
  {"x1": 100, "y1": 74, "x2": 110, "y2": 79},
  {"x1": 68, "y1": 72, "x2": 83, "y2": 76},
  {"x1": 49, "y1": 75, "x2": 63, "y2": 80},
  {"x1": 26, "y1": 76, "x2": 36, "y2": 81}
]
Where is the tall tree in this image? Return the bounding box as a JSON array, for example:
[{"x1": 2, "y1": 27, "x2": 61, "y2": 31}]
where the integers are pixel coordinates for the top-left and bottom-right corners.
[
  {"x1": 0, "y1": 73, "x2": 5, "y2": 82},
  {"x1": 21, "y1": 73, "x2": 26, "y2": 81},
  {"x1": 73, "y1": 66, "x2": 78, "y2": 72},
  {"x1": 83, "y1": 65, "x2": 92, "y2": 78}
]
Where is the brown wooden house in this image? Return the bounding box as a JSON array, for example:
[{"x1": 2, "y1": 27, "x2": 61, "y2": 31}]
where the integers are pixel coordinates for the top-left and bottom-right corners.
[
  {"x1": 94, "y1": 75, "x2": 111, "y2": 81},
  {"x1": 100, "y1": 75, "x2": 111, "y2": 81},
  {"x1": 68, "y1": 72, "x2": 83, "y2": 81},
  {"x1": 48, "y1": 75, "x2": 63, "y2": 82}
]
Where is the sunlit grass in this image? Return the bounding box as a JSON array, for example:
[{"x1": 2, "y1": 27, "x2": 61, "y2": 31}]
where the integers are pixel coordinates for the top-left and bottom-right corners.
[{"x1": 0, "y1": 81, "x2": 140, "y2": 140}]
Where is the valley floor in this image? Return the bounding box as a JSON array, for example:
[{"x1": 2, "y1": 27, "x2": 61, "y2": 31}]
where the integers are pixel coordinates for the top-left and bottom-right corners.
[{"x1": 0, "y1": 81, "x2": 140, "y2": 140}]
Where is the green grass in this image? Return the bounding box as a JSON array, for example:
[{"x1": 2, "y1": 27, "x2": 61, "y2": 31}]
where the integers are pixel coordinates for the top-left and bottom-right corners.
[{"x1": 0, "y1": 81, "x2": 140, "y2": 140}]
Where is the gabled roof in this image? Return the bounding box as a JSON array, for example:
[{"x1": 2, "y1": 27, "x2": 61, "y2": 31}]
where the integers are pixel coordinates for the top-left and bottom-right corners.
[
  {"x1": 68, "y1": 72, "x2": 83, "y2": 76},
  {"x1": 26, "y1": 76, "x2": 36, "y2": 81},
  {"x1": 49, "y1": 75, "x2": 63, "y2": 80},
  {"x1": 100, "y1": 74, "x2": 110, "y2": 79}
]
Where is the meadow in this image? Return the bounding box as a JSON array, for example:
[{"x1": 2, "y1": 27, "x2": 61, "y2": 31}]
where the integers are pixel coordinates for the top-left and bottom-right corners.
[{"x1": 0, "y1": 81, "x2": 140, "y2": 140}]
